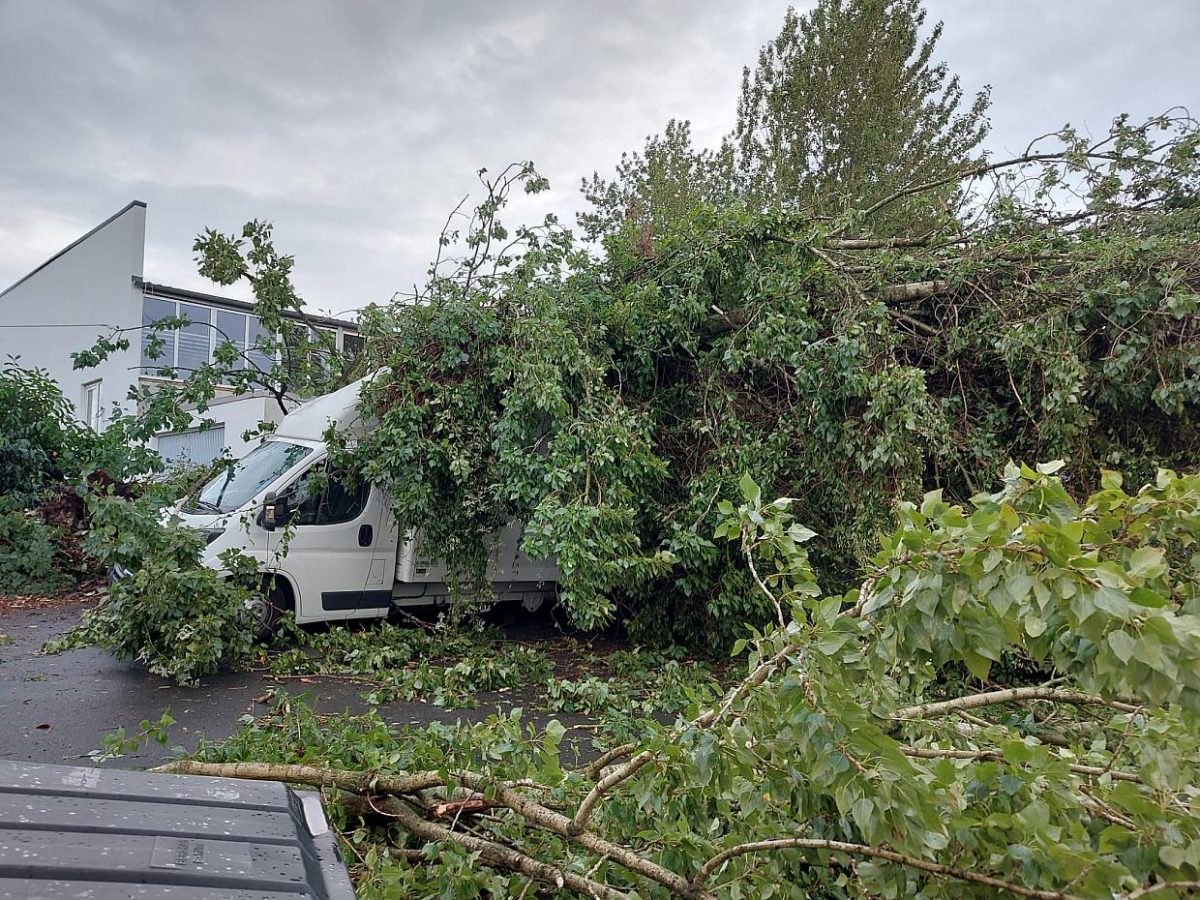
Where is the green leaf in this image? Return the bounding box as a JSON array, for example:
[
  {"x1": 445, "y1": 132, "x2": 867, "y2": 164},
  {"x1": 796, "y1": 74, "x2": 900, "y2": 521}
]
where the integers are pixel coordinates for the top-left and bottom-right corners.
[
  {"x1": 1159, "y1": 845, "x2": 1186, "y2": 868},
  {"x1": 1002, "y1": 739, "x2": 1034, "y2": 765},
  {"x1": 1128, "y1": 546, "x2": 1166, "y2": 579},
  {"x1": 788, "y1": 523, "x2": 817, "y2": 543},
  {"x1": 543, "y1": 719, "x2": 566, "y2": 744},
  {"x1": 1007, "y1": 572, "x2": 1034, "y2": 603},
  {"x1": 1129, "y1": 587, "x2": 1170, "y2": 608},
  {"x1": 1093, "y1": 586, "x2": 1131, "y2": 618},
  {"x1": 962, "y1": 647, "x2": 992, "y2": 680},
  {"x1": 1132, "y1": 634, "x2": 1168, "y2": 673},
  {"x1": 851, "y1": 797, "x2": 874, "y2": 834},
  {"x1": 1024, "y1": 614, "x2": 1048, "y2": 638},
  {"x1": 739, "y1": 473, "x2": 760, "y2": 504},
  {"x1": 1107, "y1": 630, "x2": 1137, "y2": 664}
]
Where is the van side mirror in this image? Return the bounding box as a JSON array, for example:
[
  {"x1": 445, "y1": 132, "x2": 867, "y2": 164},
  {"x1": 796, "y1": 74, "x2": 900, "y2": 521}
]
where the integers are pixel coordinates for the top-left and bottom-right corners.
[{"x1": 262, "y1": 491, "x2": 292, "y2": 531}]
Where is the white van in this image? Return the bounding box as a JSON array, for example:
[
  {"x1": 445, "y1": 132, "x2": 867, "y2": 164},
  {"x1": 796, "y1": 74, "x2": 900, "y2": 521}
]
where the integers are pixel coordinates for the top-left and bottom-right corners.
[{"x1": 168, "y1": 376, "x2": 557, "y2": 634}]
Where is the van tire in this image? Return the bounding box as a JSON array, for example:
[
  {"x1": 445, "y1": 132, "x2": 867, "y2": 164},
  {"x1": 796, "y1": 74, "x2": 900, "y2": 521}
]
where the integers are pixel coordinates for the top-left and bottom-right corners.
[
  {"x1": 250, "y1": 577, "x2": 291, "y2": 641},
  {"x1": 519, "y1": 592, "x2": 544, "y2": 614}
]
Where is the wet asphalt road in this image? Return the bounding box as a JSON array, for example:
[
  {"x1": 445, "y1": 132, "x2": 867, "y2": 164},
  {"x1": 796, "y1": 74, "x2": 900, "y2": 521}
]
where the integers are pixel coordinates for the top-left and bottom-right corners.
[{"x1": 0, "y1": 601, "x2": 596, "y2": 770}]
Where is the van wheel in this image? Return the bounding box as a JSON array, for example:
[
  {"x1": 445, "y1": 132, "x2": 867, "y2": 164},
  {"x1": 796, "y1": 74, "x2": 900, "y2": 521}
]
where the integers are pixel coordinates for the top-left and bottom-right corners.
[
  {"x1": 520, "y1": 592, "x2": 545, "y2": 614},
  {"x1": 248, "y1": 578, "x2": 290, "y2": 641},
  {"x1": 521, "y1": 590, "x2": 555, "y2": 616}
]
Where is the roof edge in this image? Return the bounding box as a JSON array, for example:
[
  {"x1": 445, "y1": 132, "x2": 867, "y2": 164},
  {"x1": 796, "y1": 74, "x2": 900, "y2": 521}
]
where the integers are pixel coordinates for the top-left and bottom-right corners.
[{"x1": 0, "y1": 201, "x2": 147, "y2": 302}]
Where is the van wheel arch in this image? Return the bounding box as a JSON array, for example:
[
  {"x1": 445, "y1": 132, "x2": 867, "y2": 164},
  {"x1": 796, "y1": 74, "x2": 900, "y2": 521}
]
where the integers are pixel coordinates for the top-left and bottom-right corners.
[{"x1": 250, "y1": 573, "x2": 295, "y2": 640}]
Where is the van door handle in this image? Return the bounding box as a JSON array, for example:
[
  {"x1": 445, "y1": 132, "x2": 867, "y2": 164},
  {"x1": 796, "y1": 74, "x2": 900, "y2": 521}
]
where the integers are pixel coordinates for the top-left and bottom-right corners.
[{"x1": 358, "y1": 524, "x2": 373, "y2": 547}]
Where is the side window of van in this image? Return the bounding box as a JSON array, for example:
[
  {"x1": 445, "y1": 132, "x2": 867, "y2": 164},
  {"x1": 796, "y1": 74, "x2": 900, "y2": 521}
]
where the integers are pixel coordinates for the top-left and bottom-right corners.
[
  {"x1": 284, "y1": 467, "x2": 369, "y2": 526},
  {"x1": 321, "y1": 473, "x2": 369, "y2": 524}
]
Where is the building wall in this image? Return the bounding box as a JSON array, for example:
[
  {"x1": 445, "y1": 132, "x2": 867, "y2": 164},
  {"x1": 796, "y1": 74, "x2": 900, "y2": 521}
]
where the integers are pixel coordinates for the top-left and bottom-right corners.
[
  {"x1": 0, "y1": 202, "x2": 146, "y2": 427},
  {"x1": 2, "y1": 201, "x2": 358, "y2": 463}
]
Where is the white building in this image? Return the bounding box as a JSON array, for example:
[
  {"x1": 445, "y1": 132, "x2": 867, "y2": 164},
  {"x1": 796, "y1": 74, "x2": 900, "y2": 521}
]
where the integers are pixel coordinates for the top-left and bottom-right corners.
[{"x1": 0, "y1": 201, "x2": 361, "y2": 464}]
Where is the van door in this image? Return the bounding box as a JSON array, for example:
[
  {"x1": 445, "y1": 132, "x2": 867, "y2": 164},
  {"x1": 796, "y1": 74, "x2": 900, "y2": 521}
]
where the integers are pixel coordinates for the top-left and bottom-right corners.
[{"x1": 266, "y1": 466, "x2": 392, "y2": 623}]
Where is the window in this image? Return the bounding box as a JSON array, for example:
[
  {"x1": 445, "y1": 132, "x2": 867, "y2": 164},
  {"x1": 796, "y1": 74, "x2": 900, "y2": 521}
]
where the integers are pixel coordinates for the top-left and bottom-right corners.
[
  {"x1": 285, "y1": 466, "x2": 369, "y2": 526},
  {"x1": 177, "y1": 302, "x2": 212, "y2": 373},
  {"x1": 139, "y1": 294, "x2": 282, "y2": 380},
  {"x1": 215, "y1": 309, "x2": 248, "y2": 370},
  {"x1": 342, "y1": 333, "x2": 365, "y2": 359},
  {"x1": 141, "y1": 297, "x2": 177, "y2": 371},
  {"x1": 282, "y1": 323, "x2": 335, "y2": 379},
  {"x1": 247, "y1": 315, "x2": 276, "y2": 375},
  {"x1": 82, "y1": 381, "x2": 102, "y2": 431}
]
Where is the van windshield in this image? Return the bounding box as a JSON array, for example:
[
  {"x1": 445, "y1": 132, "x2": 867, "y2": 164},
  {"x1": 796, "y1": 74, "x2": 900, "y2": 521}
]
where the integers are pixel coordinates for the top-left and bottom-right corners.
[{"x1": 190, "y1": 441, "x2": 313, "y2": 514}]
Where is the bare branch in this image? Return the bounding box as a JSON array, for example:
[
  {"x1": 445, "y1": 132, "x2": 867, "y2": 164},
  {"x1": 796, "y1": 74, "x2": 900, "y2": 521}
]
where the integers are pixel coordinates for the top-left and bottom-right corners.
[
  {"x1": 877, "y1": 280, "x2": 949, "y2": 303},
  {"x1": 454, "y1": 772, "x2": 703, "y2": 899},
  {"x1": 853, "y1": 146, "x2": 1177, "y2": 227},
  {"x1": 894, "y1": 686, "x2": 1141, "y2": 723},
  {"x1": 151, "y1": 759, "x2": 444, "y2": 796},
  {"x1": 587, "y1": 742, "x2": 638, "y2": 780},
  {"x1": 743, "y1": 528, "x2": 786, "y2": 628},
  {"x1": 889, "y1": 309, "x2": 938, "y2": 336},
  {"x1": 826, "y1": 235, "x2": 963, "y2": 250}
]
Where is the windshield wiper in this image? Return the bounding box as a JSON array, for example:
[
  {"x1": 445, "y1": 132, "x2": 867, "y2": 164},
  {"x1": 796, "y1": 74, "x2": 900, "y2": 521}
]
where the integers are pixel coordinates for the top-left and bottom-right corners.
[{"x1": 190, "y1": 498, "x2": 222, "y2": 513}]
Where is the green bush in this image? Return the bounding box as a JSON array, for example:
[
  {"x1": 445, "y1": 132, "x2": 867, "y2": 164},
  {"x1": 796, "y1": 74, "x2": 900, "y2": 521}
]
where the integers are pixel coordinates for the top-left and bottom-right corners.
[
  {"x1": 0, "y1": 358, "x2": 94, "y2": 504},
  {"x1": 46, "y1": 493, "x2": 261, "y2": 685},
  {"x1": 0, "y1": 506, "x2": 77, "y2": 596}
]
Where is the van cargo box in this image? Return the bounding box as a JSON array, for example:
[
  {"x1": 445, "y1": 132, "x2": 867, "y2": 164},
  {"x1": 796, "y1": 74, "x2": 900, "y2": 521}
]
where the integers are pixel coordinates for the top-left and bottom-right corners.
[{"x1": 0, "y1": 759, "x2": 355, "y2": 899}]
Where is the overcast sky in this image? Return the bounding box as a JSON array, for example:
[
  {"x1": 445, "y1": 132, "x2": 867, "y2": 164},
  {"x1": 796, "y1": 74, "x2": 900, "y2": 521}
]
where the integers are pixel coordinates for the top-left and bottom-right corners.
[{"x1": 1, "y1": 0, "x2": 1196, "y2": 319}]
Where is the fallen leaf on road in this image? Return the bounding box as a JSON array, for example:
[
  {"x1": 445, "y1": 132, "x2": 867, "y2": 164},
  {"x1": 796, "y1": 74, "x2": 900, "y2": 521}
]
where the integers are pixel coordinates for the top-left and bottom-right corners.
[{"x1": 34, "y1": 723, "x2": 51, "y2": 730}]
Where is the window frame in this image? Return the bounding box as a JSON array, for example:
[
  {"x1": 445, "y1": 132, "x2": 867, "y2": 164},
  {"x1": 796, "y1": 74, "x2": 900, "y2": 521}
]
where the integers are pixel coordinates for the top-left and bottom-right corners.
[
  {"x1": 282, "y1": 464, "x2": 370, "y2": 527},
  {"x1": 82, "y1": 380, "x2": 102, "y2": 431}
]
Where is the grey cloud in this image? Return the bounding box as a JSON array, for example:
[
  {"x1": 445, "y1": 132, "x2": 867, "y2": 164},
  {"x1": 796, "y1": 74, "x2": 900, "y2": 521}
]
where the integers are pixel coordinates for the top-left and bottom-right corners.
[{"x1": 1, "y1": 1, "x2": 1196, "y2": 313}]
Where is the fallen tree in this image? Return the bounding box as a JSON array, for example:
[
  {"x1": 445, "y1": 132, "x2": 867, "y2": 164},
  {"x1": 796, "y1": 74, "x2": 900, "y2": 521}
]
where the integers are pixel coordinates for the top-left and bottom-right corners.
[
  {"x1": 73, "y1": 112, "x2": 1198, "y2": 647},
  {"x1": 308, "y1": 111, "x2": 1200, "y2": 646},
  {"x1": 161, "y1": 464, "x2": 1200, "y2": 897}
]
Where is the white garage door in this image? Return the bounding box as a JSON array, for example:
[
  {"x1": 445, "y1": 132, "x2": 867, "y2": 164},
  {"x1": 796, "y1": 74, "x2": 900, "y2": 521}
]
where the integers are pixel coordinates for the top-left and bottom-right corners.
[{"x1": 157, "y1": 425, "x2": 226, "y2": 465}]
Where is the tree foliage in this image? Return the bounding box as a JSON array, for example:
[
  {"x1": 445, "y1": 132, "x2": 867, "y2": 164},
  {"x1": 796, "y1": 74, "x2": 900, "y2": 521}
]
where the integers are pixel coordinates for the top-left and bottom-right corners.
[
  {"x1": 579, "y1": 119, "x2": 736, "y2": 245},
  {"x1": 73, "y1": 218, "x2": 356, "y2": 448},
  {"x1": 45, "y1": 492, "x2": 262, "y2": 685},
  {"x1": 0, "y1": 505, "x2": 79, "y2": 595},
  {"x1": 582, "y1": 0, "x2": 991, "y2": 248},
  {"x1": 0, "y1": 357, "x2": 94, "y2": 503},
  {"x1": 734, "y1": 0, "x2": 991, "y2": 228},
  {"x1": 342, "y1": 112, "x2": 1200, "y2": 647}
]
